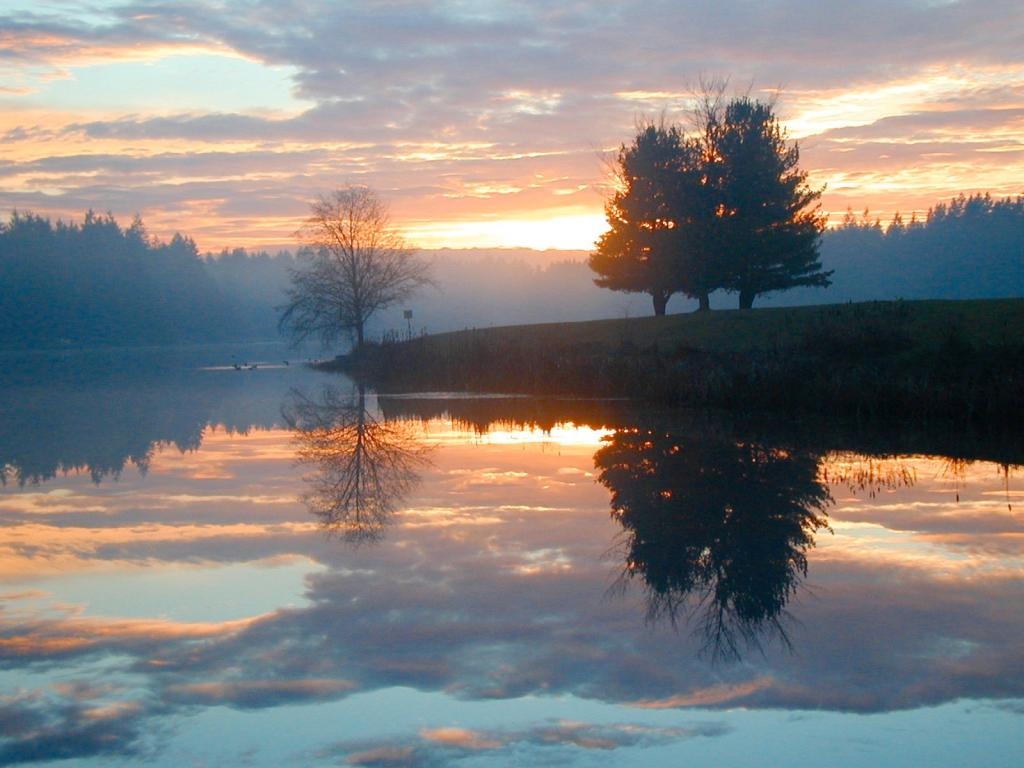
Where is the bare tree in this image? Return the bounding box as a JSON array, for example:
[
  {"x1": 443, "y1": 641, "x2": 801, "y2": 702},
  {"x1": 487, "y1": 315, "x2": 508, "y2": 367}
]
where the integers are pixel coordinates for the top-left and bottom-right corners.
[{"x1": 279, "y1": 186, "x2": 432, "y2": 349}]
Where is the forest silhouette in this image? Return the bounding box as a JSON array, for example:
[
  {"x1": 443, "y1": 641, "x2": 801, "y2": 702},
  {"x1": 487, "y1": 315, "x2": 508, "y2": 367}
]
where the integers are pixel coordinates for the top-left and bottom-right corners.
[{"x1": 2, "y1": 193, "x2": 1023, "y2": 350}]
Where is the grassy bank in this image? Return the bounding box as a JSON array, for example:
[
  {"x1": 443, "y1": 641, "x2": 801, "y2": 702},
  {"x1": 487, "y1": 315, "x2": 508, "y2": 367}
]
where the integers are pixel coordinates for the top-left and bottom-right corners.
[{"x1": 328, "y1": 299, "x2": 1024, "y2": 425}]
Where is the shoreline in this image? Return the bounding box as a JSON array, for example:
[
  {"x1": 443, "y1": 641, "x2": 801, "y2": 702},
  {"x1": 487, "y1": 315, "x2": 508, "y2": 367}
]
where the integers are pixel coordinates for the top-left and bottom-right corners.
[{"x1": 321, "y1": 298, "x2": 1024, "y2": 428}]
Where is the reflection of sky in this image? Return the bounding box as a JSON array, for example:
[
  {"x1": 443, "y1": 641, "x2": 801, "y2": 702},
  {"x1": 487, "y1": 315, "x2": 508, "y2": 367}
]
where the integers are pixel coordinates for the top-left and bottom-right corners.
[{"x1": 1, "y1": 420, "x2": 1023, "y2": 766}]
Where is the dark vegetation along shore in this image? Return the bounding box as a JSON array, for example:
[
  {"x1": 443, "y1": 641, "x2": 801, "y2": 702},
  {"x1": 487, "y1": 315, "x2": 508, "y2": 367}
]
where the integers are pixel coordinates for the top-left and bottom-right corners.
[{"x1": 327, "y1": 298, "x2": 1024, "y2": 428}]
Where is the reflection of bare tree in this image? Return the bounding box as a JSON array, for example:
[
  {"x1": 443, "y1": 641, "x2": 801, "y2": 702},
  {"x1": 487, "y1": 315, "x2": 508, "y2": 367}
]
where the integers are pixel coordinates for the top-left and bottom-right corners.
[
  {"x1": 596, "y1": 425, "x2": 832, "y2": 662},
  {"x1": 284, "y1": 385, "x2": 430, "y2": 544}
]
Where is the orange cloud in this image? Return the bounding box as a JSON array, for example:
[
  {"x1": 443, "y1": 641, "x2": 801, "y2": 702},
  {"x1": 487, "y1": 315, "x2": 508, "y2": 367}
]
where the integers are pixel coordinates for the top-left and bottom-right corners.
[
  {"x1": 419, "y1": 726, "x2": 502, "y2": 750},
  {"x1": 0, "y1": 613, "x2": 258, "y2": 658},
  {"x1": 628, "y1": 677, "x2": 776, "y2": 709}
]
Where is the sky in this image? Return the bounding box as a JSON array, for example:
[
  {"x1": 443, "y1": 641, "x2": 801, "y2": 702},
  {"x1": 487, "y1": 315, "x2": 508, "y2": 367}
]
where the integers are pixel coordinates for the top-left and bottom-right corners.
[{"x1": 1, "y1": 0, "x2": 1023, "y2": 253}]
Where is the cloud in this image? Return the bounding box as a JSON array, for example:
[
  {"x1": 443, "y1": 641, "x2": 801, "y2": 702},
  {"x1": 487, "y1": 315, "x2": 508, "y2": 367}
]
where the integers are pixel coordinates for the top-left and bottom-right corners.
[{"x1": 2, "y1": 0, "x2": 1024, "y2": 249}]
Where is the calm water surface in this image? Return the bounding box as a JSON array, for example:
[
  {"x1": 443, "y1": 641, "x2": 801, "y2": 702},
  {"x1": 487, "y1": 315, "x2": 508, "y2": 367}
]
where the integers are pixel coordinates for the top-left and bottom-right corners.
[{"x1": 1, "y1": 346, "x2": 1022, "y2": 767}]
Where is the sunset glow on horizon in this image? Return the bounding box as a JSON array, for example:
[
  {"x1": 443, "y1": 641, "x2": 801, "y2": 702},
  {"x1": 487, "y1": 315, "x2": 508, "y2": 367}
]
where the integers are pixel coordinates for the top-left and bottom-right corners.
[{"x1": 2, "y1": 1, "x2": 1023, "y2": 253}]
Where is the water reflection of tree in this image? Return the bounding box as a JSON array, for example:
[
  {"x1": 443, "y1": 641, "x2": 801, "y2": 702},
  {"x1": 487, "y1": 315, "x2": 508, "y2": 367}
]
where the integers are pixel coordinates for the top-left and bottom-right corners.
[
  {"x1": 284, "y1": 385, "x2": 430, "y2": 544},
  {"x1": 821, "y1": 453, "x2": 917, "y2": 498},
  {"x1": 595, "y1": 423, "x2": 832, "y2": 661},
  {"x1": 822, "y1": 452, "x2": 1019, "y2": 510}
]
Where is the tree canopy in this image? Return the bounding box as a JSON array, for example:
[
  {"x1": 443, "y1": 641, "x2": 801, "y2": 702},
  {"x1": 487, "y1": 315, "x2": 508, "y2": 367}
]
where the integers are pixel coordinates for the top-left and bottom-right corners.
[
  {"x1": 707, "y1": 98, "x2": 830, "y2": 308},
  {"x1": 590, "y1": 96, "x2": 830, "y2": 312},
  {"x1": 590, "y1": 123, "x2": 711, "y2": 315}
]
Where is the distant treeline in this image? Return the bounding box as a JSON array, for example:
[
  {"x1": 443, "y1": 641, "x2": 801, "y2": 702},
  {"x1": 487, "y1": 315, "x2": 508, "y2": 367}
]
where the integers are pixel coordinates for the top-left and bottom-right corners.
[
  {"x1": 2, "y1": 193, "x2": 1021, "y2": 350},
  {"x1": 792, "y1": 193, "x2": 1024, "y2": 306},
  {"x1": 0, "y1": 211, "x2": 295, "y2": 349}
]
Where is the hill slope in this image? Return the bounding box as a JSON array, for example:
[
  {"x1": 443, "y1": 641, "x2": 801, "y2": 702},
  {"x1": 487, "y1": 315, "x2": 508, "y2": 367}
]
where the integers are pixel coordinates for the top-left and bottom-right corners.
[{"x1": 333, "y1": 299, "x2": 1024, "y2": 426}]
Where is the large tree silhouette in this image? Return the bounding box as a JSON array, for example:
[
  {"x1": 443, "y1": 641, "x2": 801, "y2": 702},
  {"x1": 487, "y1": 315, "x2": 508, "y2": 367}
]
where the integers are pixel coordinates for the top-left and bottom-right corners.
[
  {"x1": 591, "y1": 96, "x2": 830, "y2": 312},
  {"x1": 595, "y1": 420, "x2": 832, "y2": 660},
  {"x1": 590, "y1": 123, "x2": 714, "y2": 314},
  {"x1": 706, "y1": 98, "x2": 830, "y2": 308}
]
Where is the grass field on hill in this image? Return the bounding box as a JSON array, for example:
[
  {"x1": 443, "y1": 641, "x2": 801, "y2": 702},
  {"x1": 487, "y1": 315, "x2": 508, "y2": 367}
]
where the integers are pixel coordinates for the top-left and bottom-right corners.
[
  {"x1": 330, "y1": 299, "x2": 1024, "y2": 426},
  {"x1": 406, "y1": 298, "x2": 1023, "y2": 354}
]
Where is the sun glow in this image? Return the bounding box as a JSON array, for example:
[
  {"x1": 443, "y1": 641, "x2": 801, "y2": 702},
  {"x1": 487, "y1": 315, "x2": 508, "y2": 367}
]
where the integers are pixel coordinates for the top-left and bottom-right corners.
[
  {"x1": 469, "y1": 424, "x2": 615, "y2": 448},
  {"x1": 402, "y1": 212, "x2": 606, "y2": 251}
]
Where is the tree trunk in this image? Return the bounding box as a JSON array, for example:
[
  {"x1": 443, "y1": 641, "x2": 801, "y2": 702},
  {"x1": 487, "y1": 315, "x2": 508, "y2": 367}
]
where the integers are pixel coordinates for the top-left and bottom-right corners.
[
  {"x1": 696, "y1": 293, "x2": 710, "y2": 312},
  {"x1": 651, "y1": 291, "x2": 669, "y2": 316},
  {"x1": 355, "y1": 321, "x2": 365, "y2": 348},
  {"x1": 738, "y1": 289, "x2": 755, "y2": 310}
]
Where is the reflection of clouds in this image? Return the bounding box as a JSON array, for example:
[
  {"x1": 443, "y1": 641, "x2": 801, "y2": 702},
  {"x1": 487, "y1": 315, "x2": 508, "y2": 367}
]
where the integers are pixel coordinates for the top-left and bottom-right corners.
[
  {"x1": 0, "y1": 522, "x2": 318, "y2": 580},
  {"x1": 818, "y1": 455, "x2": 1024, "y2": 576},
  {"x1": 450, "y1": 469, "x2": 530, "y2": 490},
  {"x1": 0, "y1": 590, "x2": 47, "y2": 601},
  {"x1": 400, "y1": 507, "x2": 504, "y2": 529},
  {"x1": 511, "y1": 547, "x2": 573, "y2": 576},
  {"x1": 0, "y1": 426, "x2": 314, "y2": 581},
  {"x1": 164, "y1": 678, "x2": 357, "y2": 708},
  {"x1": 820, "y1": 526, "x2": 1024, "y2": 577},
  {"x1": 0, "y1": 689, "x2": 148, "y2": 766},
  {"x1": 330, "y1": 719, "x2": 728, "y2": 767},
  {"x1": 629, "y1": 678, "x2": 776, "y2": 709},
  {"x1": 0, "y1": 608, "x2": 258, "y2": 661},
  {"x1": 0, "y1": 498, "x2": 110, "y2": 516},
  {"x1": 3, "y1": 417, "x2": 1024, "y2": 763},
  {"x1": 420, "y1": 726, "x2": 502, "y2": 749},
  {"x1": 820, "y1": 455, "x2": 1023, "y2": 579}
]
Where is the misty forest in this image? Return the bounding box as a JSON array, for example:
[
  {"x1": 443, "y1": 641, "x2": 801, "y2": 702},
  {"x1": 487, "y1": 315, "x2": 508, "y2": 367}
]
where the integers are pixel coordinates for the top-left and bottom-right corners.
[{"x1": 1, "y1": 191, "x2": 1022, "y2": 351}]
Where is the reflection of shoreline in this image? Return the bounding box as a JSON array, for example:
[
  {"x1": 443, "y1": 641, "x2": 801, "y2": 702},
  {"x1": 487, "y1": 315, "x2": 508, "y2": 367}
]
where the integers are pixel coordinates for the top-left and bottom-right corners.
[
  {"x1": 380, "y1": 394, "x2": 1024, "y2": 486},
  {"x1": 284, "y1": 385, "x2": 431, "y2": 544},
  {"x1": 6, "y1": 344, "x2": 1023, "y2": 491}
]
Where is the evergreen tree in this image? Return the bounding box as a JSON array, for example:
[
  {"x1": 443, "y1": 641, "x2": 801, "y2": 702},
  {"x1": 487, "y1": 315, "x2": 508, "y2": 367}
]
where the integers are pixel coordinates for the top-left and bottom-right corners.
[
  {"x1": 706, "y1": 98, "x2": 830, "y2": 309},
  {"x1": 589, "y1": 123, "x2": 700, "y2": 315},
  {"x1": 591, "y1": 97, "x2": 831, "y2": 312}
]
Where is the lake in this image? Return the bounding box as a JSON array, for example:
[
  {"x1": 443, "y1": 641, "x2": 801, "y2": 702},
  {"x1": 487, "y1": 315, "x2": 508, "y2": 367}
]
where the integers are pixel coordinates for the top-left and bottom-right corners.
[{"x1": 1, "y1": 345, "x2": 1022, "y2": 767}]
